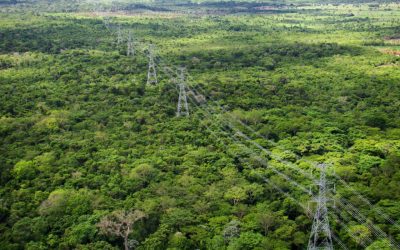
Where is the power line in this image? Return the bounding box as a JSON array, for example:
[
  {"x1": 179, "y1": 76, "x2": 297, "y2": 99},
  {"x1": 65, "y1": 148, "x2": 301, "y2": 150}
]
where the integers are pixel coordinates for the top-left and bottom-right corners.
[
  {"x1": 183, "y1": 72, "x2": 400, "y2": 246},
  {"x1": 172, "y1": 71, "x2": 400, "y2": 250},
  {"x1": 185, "y1": 93, "x2": 353, "y2": 249},
  {"x1": 183, "y1": 76, "x2": 400, "y2": 249},
  {"x1": 89, "y1": 10, "x2": 400, "y2": 249}
]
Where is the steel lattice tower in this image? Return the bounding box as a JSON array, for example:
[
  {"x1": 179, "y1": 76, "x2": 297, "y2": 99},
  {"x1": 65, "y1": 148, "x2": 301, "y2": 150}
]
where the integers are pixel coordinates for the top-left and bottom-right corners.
[
  {"x1": 146, "y1": 44, "x2": 158, "y2": 85},
  {"x1": 127, "y1": 31, "x2": 135, "y2": 56},
  {"x1": 176, "y1": 67, "x2": 189, "y2": 117},
  {"x1": 308, "y1": 163, "x2": 334, "y2": 250},
  {"x1": 117, "y1": 25, "x2": 123, "y2": 45},
  {"x1": 103, "y1": 17, "x2": 110, "y2": 29}
]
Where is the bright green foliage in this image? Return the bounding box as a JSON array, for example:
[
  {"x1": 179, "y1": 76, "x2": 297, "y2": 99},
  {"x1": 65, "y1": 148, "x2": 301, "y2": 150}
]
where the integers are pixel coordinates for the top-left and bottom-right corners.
[
  {"x1": 12, "y1": 160, "x2": 36, "y2": 180},
  {"x1": 0, "y1": 1, "x2": 400, "y2": 249},
  {"x1": 348, "y1": 225, "x2": 372, "y2": 246},
  {"x1": 227, "y1": 232, "x2": 264, "y2": 250},
  {"x1": 366, "y1": 239, "x2": 392, "y2": 250}
]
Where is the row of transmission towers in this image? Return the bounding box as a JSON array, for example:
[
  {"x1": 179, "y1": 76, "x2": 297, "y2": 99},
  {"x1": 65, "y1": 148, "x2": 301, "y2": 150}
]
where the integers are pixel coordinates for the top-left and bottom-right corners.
[
  {"x1": 113, "y1": 22, "x2": 335, "y2": 248},
  {"x1": 114, "y1": 25, "x2": 158, "y2": 86},
  {"x1": 94, "y1": 13, "x2": 399, "y2": 250},
  {"x1": 114, "y1": 25, "x2": 189, "y2": 117},
  {"x1": 108, "y1": 18, "x2": 334, "y2": 249},
  {"x1": 117, "y1": 26, "x2": 136, "y2": 57}
]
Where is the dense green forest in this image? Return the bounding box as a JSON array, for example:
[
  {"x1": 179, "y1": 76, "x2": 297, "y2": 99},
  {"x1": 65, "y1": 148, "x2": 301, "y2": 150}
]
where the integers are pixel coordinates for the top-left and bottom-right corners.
[{"x1": 0, "y1": 1, "x2": 400, "y2": 249}]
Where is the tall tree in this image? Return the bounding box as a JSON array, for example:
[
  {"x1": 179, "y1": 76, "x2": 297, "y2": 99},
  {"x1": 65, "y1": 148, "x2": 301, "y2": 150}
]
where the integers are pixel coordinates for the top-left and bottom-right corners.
[{"x1": 98, "y1": 210, "x2": 146, "y2": 250}]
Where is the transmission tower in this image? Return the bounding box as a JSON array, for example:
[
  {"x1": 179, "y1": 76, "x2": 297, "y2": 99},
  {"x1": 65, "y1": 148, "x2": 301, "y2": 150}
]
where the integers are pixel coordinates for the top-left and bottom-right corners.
[
  {"x1": 117, "y1": 25, "x2": 123, "y2": 45},
  {"x1": 127, "y1": 31, "x2": 135, "y2": 56},
  {"x1": 308, "y1": 163, "x2": 334, "y2": 250},
  {"x1": 103, "y1": 16, "x2": 111, "y2": 29},
  {"x1": 176, "y1": 67, "x2": 189, "y2": 117},
  {"x1": 146, "y1": 44, "x2": 158, "y2": 85}
]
